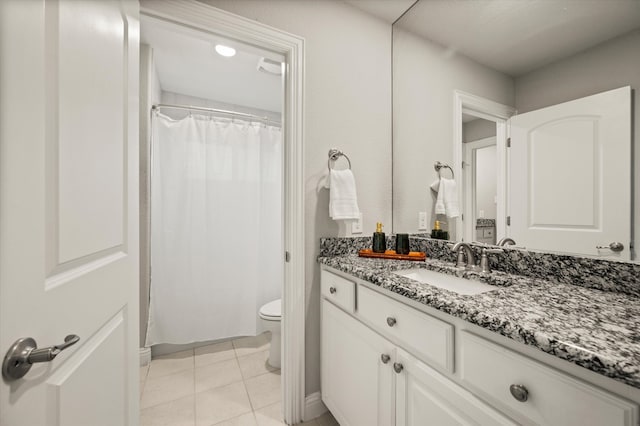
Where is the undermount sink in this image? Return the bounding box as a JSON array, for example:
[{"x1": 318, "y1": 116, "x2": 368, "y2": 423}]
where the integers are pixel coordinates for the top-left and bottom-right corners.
[{"x1": 393, "y1": 268, "x2": 498, "y2": 295}]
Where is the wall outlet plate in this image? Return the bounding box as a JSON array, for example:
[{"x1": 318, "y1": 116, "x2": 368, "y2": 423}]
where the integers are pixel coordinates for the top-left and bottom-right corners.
[
  {"x1": 351, "y1": 213, "x2": 363, "y2": 234},
  {"x1": 418, "y1": 212, "x2": 427, "y2": 230}
]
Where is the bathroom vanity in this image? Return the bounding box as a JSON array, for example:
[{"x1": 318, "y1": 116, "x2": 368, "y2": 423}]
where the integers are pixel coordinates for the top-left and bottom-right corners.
[{"x1": 318, "y1": 247, "x2": 640, "y2": 426}]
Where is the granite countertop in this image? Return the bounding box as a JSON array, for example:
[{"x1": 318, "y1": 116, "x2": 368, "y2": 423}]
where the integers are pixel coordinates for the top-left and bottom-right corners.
[{"x1": 318, "y1": 254, "x2": 640, "y2": 389}]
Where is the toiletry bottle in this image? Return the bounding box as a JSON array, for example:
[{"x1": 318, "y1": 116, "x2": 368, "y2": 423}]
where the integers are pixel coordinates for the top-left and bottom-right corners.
[
  {"x1": 372, "y1": 222, "x2": 386, "y2": 253},
  {"x1": 431, "y1": 220, "x2": 442, "y2": 239}
]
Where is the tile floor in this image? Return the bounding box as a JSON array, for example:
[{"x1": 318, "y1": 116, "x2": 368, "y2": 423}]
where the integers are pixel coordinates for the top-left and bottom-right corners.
[{"x1": 140, "y1": 332, "x2": 338, "y2": 426}]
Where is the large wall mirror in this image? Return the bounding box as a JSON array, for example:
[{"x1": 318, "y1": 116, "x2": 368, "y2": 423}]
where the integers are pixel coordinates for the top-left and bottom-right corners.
[{"x1": 392, "y1": 0, "x2": 640, "y2": 261}]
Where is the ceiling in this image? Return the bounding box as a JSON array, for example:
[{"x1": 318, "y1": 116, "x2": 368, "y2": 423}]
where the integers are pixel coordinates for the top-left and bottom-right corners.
[
  {"x1": 343, "y1": 0, "x2": 416, "y2": 23},
  {"x1": 394, "y1": 0, "x2": 640, "y2": 76},
  {"x1": 141, "y1": 17, "x2": 283, "y2": 113}
]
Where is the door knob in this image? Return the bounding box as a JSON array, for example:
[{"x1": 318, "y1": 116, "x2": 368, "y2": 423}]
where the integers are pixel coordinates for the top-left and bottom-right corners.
[
  {"x1": 596, "y1": 242, "x2": 624, "y2": 252},
  {"x1": 386, "y1": 317, "x2": 397, "y2": 327},
  {"x1": 393, "y1": 362, "x2": 404, "y2": 373},
  {"x1": 380, "y1": 354, "x2": 391, "y2": 364},
  {"x1": 2, "y1": 334, "x2": 80, "y2": 381}
]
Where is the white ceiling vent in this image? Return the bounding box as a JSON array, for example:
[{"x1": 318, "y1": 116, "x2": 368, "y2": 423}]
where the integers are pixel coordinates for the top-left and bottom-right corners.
[{"x1": 257, "y1": 57, "x2": 282, "y2": 76}]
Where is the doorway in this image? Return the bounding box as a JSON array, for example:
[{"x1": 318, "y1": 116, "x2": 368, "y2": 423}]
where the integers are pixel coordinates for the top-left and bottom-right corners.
[
  {"x1": 453, "y1": 90, "x2": 515, "y2": 243},
  {"x1": 139, "y1": 1, "x2": 305, "y2": 423}
]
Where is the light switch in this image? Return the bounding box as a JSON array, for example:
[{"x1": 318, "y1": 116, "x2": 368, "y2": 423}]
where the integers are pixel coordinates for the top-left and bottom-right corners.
[
  {"x1": 418, "y1": 212, "x2": 427, "y2": 230},
  {"x1": 351, "y1": 213, "x2": 363, "y2": 234}
]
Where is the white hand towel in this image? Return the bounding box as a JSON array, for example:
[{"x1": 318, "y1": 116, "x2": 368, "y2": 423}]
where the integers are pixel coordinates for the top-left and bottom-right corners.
[
  {"x1": 430, "y1": 177, "x2": 460, "y2": 218},
  {"x1": 431, "y1": 179, "x2": 446, "y2": 215},
  {"x1": 328, "y1": 169, "x2": 360, "y2": 220},
  {"x1": 442, "y1": 178, "x2": 460, "y2": 218}
]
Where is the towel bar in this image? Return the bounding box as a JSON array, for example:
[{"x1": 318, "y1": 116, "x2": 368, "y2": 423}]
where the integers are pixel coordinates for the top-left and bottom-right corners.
[
  {"x1": 328, "y1": 148, "x2": 352, "y2": 171},
  {"x1": 434, "y1": 161, "x2": 454, "y2": 178}
]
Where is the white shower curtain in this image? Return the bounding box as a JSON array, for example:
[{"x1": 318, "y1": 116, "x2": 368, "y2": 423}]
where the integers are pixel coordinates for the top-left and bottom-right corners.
[{"x1": 146, "y1": 113, "x2": 282, "y2": 345}]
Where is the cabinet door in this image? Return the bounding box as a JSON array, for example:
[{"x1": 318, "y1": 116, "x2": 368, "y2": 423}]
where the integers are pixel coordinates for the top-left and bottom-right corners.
[
  {"x1": 322, "y1": 300, "x2": 395, "y2": 426},
  {"x1": 395, "y1": 348, "x2": 515, "y2": 426}
]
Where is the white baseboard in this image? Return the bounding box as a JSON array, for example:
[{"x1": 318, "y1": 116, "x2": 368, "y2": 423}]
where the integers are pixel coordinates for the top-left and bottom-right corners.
[
  {"x1": 139, "y1": 347, "x2": 151, "y2": 366},
  {"x1": 303, "y1": 392, "x2": 327, "y2": 422}
]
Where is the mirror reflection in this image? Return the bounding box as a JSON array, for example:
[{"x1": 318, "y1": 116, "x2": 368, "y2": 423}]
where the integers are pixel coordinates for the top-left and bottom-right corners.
[{"x1": 392, "y1": 0, "x2": 640, "y2": 261}]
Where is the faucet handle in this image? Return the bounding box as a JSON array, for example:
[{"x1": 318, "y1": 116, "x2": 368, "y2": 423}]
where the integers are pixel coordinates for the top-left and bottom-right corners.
[{"x1": 480, "y1": 247, "x2": 503, "y2": 273}]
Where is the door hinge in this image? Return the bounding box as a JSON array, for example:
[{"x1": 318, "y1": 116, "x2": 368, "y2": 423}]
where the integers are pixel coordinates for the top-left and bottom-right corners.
[
  {"x1": 506, "y1": 216, "x2": 511, "y2": 226},
  {"x1": 285, "y1": 251, "x2": 290, "y2": 262},
  {"x1": 507, "y1": 137, "x2": 511, "y2": 147}
]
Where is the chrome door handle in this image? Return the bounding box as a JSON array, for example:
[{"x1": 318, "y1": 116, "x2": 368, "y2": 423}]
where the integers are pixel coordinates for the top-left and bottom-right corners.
[
  {"x1": 596, "y1": 242, "x2": 624, "y2": 252},
  {"x1": 393, "y1": 362, "x2": 404, "y2": 373},
  {"x1": 380, "y1": 354, "x2": 391, "y2": 364},
  {"x1": 386, "y1": 317, "x2": 397, "y2": 327},
  {"x1": 2, "y1": 334, "x2": 80, "y2": 381}
]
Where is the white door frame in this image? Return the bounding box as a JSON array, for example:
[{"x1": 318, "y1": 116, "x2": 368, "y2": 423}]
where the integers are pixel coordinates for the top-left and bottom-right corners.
[
  {"x1": 139, "y1": 1, "x2": 306, "y2": 423},
  {"x1": 453, "y1": 91, "x2": 515, "y2": 242}
]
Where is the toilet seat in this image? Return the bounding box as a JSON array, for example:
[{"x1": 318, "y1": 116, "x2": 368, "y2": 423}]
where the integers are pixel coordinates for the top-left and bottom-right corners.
[{"x1": 259, "y1": 299, "x2": 281, "y2": 320}]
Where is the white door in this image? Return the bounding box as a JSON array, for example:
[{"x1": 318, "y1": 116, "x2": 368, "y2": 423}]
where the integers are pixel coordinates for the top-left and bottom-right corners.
[
  {"x1": 509, "y1": 86, "x2": 631, "y2": 259},
  {"x1": 394, "y1": 348, "x2": 515, "y2": 426},
  {"x1": 321, "y1": 300, "x2": 395, "y2": 426},
  {"x1": 0, "y1": 1, "x2": 139, "y2": 425}
]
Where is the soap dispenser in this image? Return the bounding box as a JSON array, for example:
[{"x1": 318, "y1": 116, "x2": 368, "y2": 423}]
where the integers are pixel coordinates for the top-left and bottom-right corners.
[
  {"x1": 372, "y1": 222, "x2": 386, "y2": 253},
  {"x1": 431, "y1": 220, "x2": 442, "y2": 239}
]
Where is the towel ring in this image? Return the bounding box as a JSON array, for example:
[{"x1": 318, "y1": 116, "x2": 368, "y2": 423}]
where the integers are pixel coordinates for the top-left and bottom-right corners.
[
  {"x1": 328, "y1": 148, "x2": 352, "y2": 171},
  {"x1": 434, "y1": 161, "x2": 454, "y2": 178}
]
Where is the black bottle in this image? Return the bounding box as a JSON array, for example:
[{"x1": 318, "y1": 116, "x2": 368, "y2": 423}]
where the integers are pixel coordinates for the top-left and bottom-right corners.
[{"x1": 372, "y1": 222, "x2": 386, "y2": 253}]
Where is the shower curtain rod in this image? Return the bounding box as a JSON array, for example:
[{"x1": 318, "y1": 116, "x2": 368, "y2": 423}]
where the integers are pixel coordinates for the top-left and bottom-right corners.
[{"x1": 151, "y1": 103, "x2": 281, "y2": 126}]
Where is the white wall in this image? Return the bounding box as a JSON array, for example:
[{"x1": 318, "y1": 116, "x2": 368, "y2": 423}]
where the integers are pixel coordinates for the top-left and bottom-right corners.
[
  {"x1": 198, "y1": 0, "x2": 393, "y2": 395},
  {"x1": 515, "y1": 29, "x2": 640, "y2": 257},
  {"x1": 463, "y1": 118, "x2": 496, "y2": 143},
  {"x1": 392, "y1": 27, "x2": 514, "y2": 235}
]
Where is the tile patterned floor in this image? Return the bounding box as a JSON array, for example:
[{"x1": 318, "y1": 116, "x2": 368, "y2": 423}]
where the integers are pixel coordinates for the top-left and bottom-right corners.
[{"x1": 140, "y1": 332, "x2": 338, "y2": 426}]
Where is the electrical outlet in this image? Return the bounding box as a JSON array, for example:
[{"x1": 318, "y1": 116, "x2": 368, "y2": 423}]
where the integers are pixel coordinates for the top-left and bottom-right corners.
[
  {"x1": 351, "y1": 213, "x2": 363, "y2": 234},
  {"x1": 418, "y1": 212, "x2": 427, "y2": 230}
]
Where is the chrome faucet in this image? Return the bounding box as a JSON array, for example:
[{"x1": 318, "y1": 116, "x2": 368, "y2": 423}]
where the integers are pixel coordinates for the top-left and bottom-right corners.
[
  {"x1": 450, "y1": 242, "x2": 480, "y2": 271},
  {"x1": 497, "y1": 237, "x2": 516, "y2": 247}
]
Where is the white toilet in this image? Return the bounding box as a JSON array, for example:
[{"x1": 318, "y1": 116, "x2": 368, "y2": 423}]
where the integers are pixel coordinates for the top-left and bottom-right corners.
[{"x1": 259, "y1": 299, "x2": 281, "y2": 368}]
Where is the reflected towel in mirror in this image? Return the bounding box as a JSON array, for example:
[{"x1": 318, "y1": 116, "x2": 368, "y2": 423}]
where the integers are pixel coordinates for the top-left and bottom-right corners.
[
  {"x1": 430, "y1": 177, "x2": 460, "y2": 218},
  {"x1": 328, "y1": 169, "x2": 360, "y2": 220}
]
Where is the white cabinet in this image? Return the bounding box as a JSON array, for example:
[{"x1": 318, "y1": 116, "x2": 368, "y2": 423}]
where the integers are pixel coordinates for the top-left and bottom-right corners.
[
  {"x1": 321, "y1": 299, "x2": 395, "y2": 426},
  {"x1": 320, "y1": 267, "x2": 639, "y2": 426},
  {"x1": 460, "y1": 332, "x2": 638, "y2": 426},
  {"x1": 395, "y1": 348, "x2": 515, "y2": 426}
]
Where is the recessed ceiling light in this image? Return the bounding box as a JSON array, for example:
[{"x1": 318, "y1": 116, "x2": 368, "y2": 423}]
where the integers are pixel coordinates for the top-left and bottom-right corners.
[{"x1": 215, "y1": 44, "x2": 236, "y2": 57}]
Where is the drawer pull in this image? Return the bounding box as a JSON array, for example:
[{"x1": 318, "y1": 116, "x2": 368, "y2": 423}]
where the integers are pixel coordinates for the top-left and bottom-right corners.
[
  {"x1": 329, "y1": 287, "x2": 337, "y2": 294},
  {"x1": 380, "y1": 354, "x2": 391, "y2": 364},
  {"x1": 386, "y1": 317, "x2": 397, "y2": 327},
  {"x1": 509, "y1": 384, "x2": 529, "y2": 402},
  {"x1": 393, "y1": 362, "x2": 404, "y2": 373}
]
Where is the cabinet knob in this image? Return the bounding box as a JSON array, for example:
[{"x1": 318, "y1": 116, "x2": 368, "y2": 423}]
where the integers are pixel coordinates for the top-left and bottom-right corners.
[
  {"x1": 393, "y1": 362, "x2": 403, "y2": 373},
  {"x1": 509, "y1": 384, "x2": 529, "y2": 402},
  {"x1": 380, "y1": 354, "x2": 391, "y2": 364},
  {"x1": 386, "y1": 317, "x2": 397, "y2": 327},
  {"x1": 329, "y1": 287, "x2": 337, "y2": 294}
]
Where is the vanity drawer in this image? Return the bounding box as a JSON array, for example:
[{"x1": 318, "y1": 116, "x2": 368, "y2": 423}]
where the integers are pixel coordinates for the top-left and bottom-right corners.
[
  {"x1": 357, "y1": 284, "x2": 453, "y2": 372},
  {"x1": 460, "y1": 332, "x2": 638, "y2": 426},
  {"x1": 321, "y1": 269, "x2": 356, "y2": 313}
]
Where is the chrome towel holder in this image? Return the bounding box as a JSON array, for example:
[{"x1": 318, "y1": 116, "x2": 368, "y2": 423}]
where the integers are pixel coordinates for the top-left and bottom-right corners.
[
  {"x1": 328, "y1": 148, "x2": 352, "y2": 171},
  {"x1": 434, "y1": 161, "x2": 454, "y2": 178}
]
